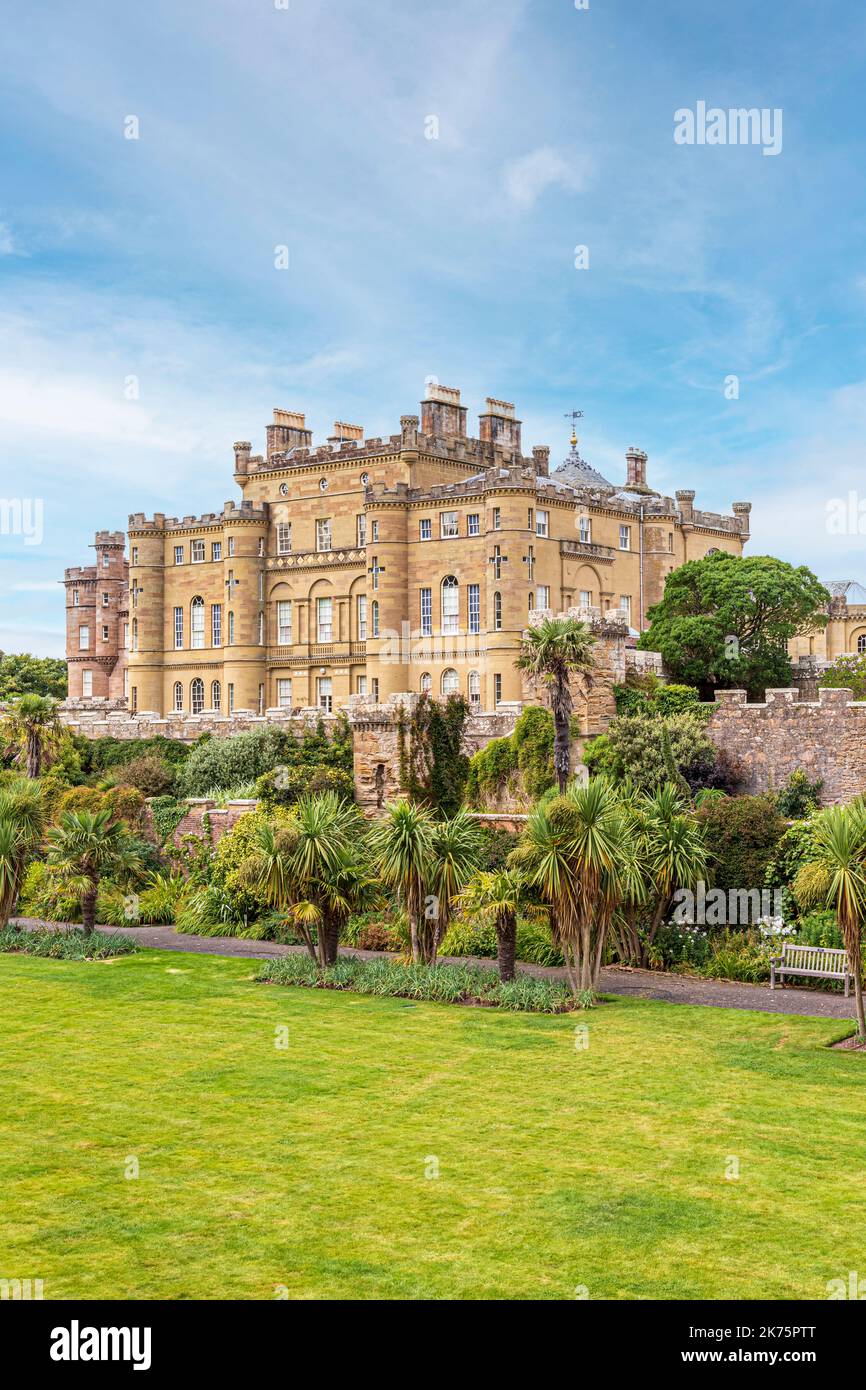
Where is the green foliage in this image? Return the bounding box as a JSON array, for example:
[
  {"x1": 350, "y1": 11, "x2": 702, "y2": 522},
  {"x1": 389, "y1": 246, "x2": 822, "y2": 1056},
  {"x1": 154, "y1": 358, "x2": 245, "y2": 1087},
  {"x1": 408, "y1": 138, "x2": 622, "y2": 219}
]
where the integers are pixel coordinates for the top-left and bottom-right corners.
[
  {"x1": 818, "y1": 653, "x2": 866, "y2": 702},
  {"x1": 0, "y1": 653, "x2": 67, "y2": 700},
  {"x1": 208, "y1": 809, "x2": 286, "y2": 925},
  {"x1": 398, "y1": 694, "x2": 470, "y2": 817},
  {"x1": 440, "y1": 915, "x2": 563, "y2": 967},
  {"x1": 796, "y1": 910, "x2": 842, "y2": 949},
  {"x1": 257, "y1": 953, "x2": 583, "y2": 1013},
  {"x1": 638, "y1": 552, "x2": 829, "y2": 697},
  {"x1": 775, "y1": 769, "x2": 823, "y2": 819},
  {"x1": 475, "y1": 823, "x2": 521, "y2": 870},
  {"x1": 614, "y1": 673, "x2": 703, "y2": 718},
  {"x1": 56, "y1": 783, "x2": 146, "y2": 832},
  {"x1": 0, "y1": 925, "x2": 137, "y2": 958},
  {"x1": 602, "y1": 712, "x2": 725, "y2": 793},
  {"x1": 763, "y1": 817, "x2": 821, "y2": 921},
  {"x1": 465, "y1": 706, "x2": 555, "y2": 807},
  {"x1": 256, "y1": 763, "x2": 354, "y2": 808},
  {"x1": 137, "y1": 873, "x2": 187, "y2": 925},
  {"x1": 16, "y1": 859, "x2": 83, "y2": 922},
  {"x1": 80, "y1": 735, "x2": 191, "y2": 777},
  {"x1": 696, "y1": 794, "x2": 786, "y2": 891},
  {"x1": 582, "y1": 733, "x2": 615, "y2": 778},
  {"x1": 148, "y1": 795, "x2": 188, "y2": 844},
  {"x1": 108, "y1": 753, "x2": 175, "y2": 797},
  {"x1": 176, "y1": 720, "x2": 352, "y2": 798}
]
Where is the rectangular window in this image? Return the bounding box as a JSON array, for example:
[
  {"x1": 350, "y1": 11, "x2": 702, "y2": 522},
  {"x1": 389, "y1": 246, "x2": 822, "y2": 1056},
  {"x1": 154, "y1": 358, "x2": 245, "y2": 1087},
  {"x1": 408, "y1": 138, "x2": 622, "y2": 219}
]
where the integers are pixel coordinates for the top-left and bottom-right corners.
[
  {"x1": 419, "y1": 517, "x2": 432, "y2": 541},
  {"x1": 317, "y1": 597, "x2": 333, "y2": 642},
  {"x1": 228, "y1": 611, "x2": 235, "y2": 645},
  {"x1": 102, "y1": 554, "x2": 109, "y2": 568},
  {"x1": 191, "y1": 540, "x2": 205, "y2": 562},
  {"x1": 580, "y1": 589, "x2": 591, "y2": 607},
  {"x1": 494, "y1": 674, "x2": 502, "y2": 705},
  {"x1": 258, "y1": 538, "x2": 265, "y2": 557},
  {"x1": 258, "y1": 572, "x2": 264, "y2": 602},
  {"x1": 492, "y1": 507, "x2": 501, "y2": 530},
  {"x1": 440, "y1": 511, "x2": 459, "y2": 538},
  {"x1": 174, "y1": 545, "x2": 184, "y2": 565},
  {"x1": 372, "y1": 602, "x2": 379, "y2": 637},
  {"x1": 102, "y1": 592, "x2": 109, "y2": 606},
  {"x1": 536, "y1": 509, "x2": 549, "y2": 537},
  {"x1": 131, "y1": 686, "x2": 138, "y2": 713},
  {"x1": 536, "y1": 584, "x2": 550, "y2": 610},
  {"x1": 579, "y1": 516, "x2": 592, "y2": 544},
  {"x1": 527, "y1": 508, "x2": 534, "y2": 532},
  {"x1": 82, "y1": 670, "x2": 93, "y2": 697},
  {"x1": 356, "y1": 514, "x2": 367, "y2": 547},
  {"x1": 277, "y1": 678, "x2": 292, "y2": 709},
  {"x1": 131, "y1": 547, "x2": 139, "y2": 564},
  {"x1": 72, "y1": 589, "x2": 79, "y2": 606},
  {"x1": 212, "y1": 604, "x2": 222, "y2": 646},
  {"x1": 371, "y1": 677, "x2": 379, "y2": 701},
  {"x1": 468, "y1": 513, "x2": 480, "y2": 536},
  {"x1": 277, "y1": 600, "x2": 292, "y2": 645},
  {"x1": 357, "y1": 595, "x2": 367, "y2": 641},
  {"x1": 123, "y1": 669, "x2": 129, "y2": 697},
  {"x1": 493, "y1": 545, "x2": 502, "y2": 580},
  {"x1": 468, "y1": 584, "x2": 480, "y2": 634},
  {"x1": 619, "y1": 525, "x2": 631, "y2": 551},
  {"x1": 494, "y1": 592, "x2": 502, "y2": 631},
  {"x1": 371, "y1": 556, "x2": 379, "y2": 590},
  {"x1": 620, "y1": 595, "x2": 632, "y2": 622},
  {"x1": 317, "y1": 676, "x2": 333, "y2": 713},
  {"x1": 123, "y1": 622, "x2": 129, "y2": 649},
  {"x1": 212, "y1": 541, "x2": 222, "y2": 562},
  {"x1": 526, "y1": 544, "x2": 534, "y2": 581},
  {"x1": 356, "y1": 675, "x2": 367, "y2": 695},
  {"x1": 228, "y1": 537, "x2": 235, "y2": 557},
  {"x1": 668, "y1": 532, "x2": 674, "y2": 553},
  {"x1": 371, "y1": 520, "x2": 379, "y2": 542},
  {"x1": 316, "y1": 518, "x2": 332, "y2": 552},
  {"x1": 420, "y1": 587, "x2": 432, "y2": 637},
  {"x1": 79, "y1": 625, "x2": 89, "y2": 649},
  {"x1": 228, "y1": 683, "x2": 234, "y2": 713},
  {"x1": 101, "y1": 624, "x2": 109, "y2": 641},
  {"x1": 277, "y1": 522, "x2": 292, "y2": 554},
  {"x1": 174, "y1": 607, "x2": 183, "y2": 649}
]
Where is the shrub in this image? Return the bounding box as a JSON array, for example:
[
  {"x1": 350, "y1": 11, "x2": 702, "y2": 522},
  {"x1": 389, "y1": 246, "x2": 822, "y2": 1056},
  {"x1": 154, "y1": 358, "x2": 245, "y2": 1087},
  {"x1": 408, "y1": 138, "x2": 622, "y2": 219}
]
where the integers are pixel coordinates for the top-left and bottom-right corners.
[
  {"x1": 696, "y1": 794, "x2": 786, "y2": 892},
  {"x1": 136, "y1": 873, "x2": 187, "y2": 924},
  {"x1": 775, "y1": 769, "x2": 823, "y2": 819},
  {"x1": 176, "y1": 721, "x2": 352, "y2": 798},
  {"x1": 819, "y1": 653, "x2": 866, "y2": 701},
  {"x1": 0, "y1": 926, "x2": 138, "y2": 959},
  {"x1": 614, "y1": 674, "x2": 704, "y2": 719},
  {"x1": 112, "y1": 753, "x2": 175, "y2": 797},
  {"x1": 56, "y1": 783, "x2": 146, "y2": 832},
  {"x1": 466, "y1": 707, "x2": 555, "y2": 807},
  {"x1": 148, "y1": 795, "x2": 188, "y2": 844},
  {"x1": 603, "y1": 712, "x2": 723, "y2": 792},
  {"x1": 256, "y1": 764, "x2": 354, "y2": 808},
  {"x1": 796, "y1": 910, "x2": 842, "y2": 949},
  {"x1": 475, "y1": 823, "x2": 521, "y2": 870},
  {"x1": 16, "y1": 859, "x2": 82, "y2": 922},
  {"x1": 763, "y1": 816, "x2": 822, "y2": 921},
  {"x1": 439, "y1": 914, "x2": 563, "y2": 967},
  {"x1": 257, "y1": 953, "x2": 583, "y2": 1013},
  {"x1": 82, "y1": 735, "x2": 191, "y2": 777}
]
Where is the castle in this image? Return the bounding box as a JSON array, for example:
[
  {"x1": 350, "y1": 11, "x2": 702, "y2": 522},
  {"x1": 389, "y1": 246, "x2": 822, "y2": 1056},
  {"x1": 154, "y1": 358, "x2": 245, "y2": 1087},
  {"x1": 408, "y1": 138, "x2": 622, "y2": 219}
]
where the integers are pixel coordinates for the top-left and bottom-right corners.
[{"x1": 63, "y1": 383, "x2": 751, "y2": 718}]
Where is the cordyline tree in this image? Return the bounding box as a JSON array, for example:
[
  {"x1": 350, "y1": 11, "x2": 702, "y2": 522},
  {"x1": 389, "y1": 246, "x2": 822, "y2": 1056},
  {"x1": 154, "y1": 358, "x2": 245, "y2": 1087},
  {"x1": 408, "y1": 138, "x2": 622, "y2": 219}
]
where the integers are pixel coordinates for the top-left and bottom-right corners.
[
  {"x1": 637, "y1": 553, "x2": 829, "y2": 699},
  {"x1": 516, "y1": 617, "x2": 595, "y2": 792},
  {"x1": 806, "y1": 804, "x2": 866, "y2": 1042},
  {"x1": 1, "y1": 694, "x2": 64, "y2": 778}
]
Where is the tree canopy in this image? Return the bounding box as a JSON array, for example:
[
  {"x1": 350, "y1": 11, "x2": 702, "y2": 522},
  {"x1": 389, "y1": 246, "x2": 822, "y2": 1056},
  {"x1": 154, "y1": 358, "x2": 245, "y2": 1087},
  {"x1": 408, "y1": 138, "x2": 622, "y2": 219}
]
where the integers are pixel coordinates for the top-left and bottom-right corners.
[
  {"x1": 637, "y1": 553, "x2": 828, "y2": 696},
  {"x1": 0, "y1": 652, "x2": 67, "y2": 701}
]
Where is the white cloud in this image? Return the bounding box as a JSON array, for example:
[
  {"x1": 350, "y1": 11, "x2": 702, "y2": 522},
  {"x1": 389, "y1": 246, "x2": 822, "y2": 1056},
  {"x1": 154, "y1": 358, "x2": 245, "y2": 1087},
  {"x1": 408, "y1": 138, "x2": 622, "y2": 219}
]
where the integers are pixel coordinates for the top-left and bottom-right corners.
[
  {"x1": 502, "y1": 147, "x2": 591, "y2": 210},
  {"x1": 0, "y1": 222, "x2": 17, "y2": 255}
]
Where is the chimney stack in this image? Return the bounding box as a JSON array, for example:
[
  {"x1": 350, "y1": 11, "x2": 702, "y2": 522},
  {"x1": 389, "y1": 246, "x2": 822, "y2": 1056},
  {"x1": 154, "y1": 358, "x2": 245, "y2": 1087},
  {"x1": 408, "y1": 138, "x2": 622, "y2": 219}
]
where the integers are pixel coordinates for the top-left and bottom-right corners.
[
  {"x1": 479, "y1": 398, "x2": 521, "y2": 453},
  {"x1": 420, "y1": 383, "x2": 467, "y2": 439},
  {"x1": 532, "y1": 445, "x2": 550, "y2": 477},
  {"x1": 676, "y1": 489, "x2": 695, "y2": 525},
  {"x1": 233, "y1": 441, "x2": 252, "y2": 475},
  {"x1": 625, "y1": 446, "x2": 648, "y2": 489},
  {"x1": 267, "y1": 408, "x2": 313, "y2": 460},
  {"x1": 328, "y1": 421, "x2": 364, "y2": 445}
]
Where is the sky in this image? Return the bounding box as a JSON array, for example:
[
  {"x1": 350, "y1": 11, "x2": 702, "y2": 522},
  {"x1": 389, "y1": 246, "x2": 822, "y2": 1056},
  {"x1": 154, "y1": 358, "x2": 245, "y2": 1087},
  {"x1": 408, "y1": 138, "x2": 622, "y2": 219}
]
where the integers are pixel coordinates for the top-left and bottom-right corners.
[{"x1": 3, "y1": 0, "x2": 866, "y2": 655}]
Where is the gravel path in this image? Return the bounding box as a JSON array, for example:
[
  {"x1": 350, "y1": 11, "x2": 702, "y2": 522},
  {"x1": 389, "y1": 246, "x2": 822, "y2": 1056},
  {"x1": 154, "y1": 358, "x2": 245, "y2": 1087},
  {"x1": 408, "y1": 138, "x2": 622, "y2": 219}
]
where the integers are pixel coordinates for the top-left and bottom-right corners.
[{"x1": 9, "y1": 917, "x2": 858, "y2": 1021}]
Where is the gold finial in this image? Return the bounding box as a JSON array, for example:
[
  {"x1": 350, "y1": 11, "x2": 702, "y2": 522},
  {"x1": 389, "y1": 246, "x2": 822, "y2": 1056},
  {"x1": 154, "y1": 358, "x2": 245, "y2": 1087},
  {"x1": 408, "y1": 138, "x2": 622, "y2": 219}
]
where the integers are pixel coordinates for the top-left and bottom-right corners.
[{"x1": 564, "y1": 409, "x2": 583, "y2": 450}]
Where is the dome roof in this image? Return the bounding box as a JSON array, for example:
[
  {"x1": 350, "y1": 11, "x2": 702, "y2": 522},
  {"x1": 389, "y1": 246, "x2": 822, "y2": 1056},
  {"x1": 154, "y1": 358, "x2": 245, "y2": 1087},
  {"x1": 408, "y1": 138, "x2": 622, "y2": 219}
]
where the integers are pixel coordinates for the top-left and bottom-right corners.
[{"x1": 551, "y1": 445, "x2": 614, "y2": 491}]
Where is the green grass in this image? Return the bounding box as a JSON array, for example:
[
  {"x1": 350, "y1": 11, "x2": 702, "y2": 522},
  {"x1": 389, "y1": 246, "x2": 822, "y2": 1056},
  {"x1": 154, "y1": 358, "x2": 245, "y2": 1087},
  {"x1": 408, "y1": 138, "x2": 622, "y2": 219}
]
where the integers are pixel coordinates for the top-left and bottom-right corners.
[{"x1": 0, "y1": 948, "x2": 862, "y2": 1300}]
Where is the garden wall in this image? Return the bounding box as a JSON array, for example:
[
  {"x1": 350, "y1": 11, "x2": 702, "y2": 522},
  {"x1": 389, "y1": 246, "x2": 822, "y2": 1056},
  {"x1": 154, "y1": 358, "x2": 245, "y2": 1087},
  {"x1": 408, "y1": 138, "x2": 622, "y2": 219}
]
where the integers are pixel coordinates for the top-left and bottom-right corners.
[{"x1": 707, "y1": 686, "x2": 866, "y2": 803}]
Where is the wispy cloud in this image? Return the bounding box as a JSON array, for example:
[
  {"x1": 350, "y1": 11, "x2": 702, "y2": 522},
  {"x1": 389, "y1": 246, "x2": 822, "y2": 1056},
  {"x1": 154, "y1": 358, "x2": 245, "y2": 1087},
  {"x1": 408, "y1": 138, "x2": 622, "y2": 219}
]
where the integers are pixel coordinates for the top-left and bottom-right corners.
[{"x1": 502, "y1": 147, "x2": 592, "y2": 209}]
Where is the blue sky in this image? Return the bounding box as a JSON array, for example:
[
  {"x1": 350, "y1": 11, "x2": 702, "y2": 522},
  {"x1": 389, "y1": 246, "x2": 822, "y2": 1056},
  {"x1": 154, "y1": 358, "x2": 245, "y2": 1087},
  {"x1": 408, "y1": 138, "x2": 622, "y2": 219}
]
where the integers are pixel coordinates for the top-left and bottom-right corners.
[{"x1": 3, "y1": 0, "x2": 866, "y2": 655}]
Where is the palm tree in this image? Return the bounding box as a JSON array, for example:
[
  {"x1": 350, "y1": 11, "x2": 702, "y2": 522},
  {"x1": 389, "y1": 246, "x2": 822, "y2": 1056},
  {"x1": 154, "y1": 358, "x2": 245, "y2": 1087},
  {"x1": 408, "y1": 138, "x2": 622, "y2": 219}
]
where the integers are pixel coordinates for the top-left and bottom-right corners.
[
  {"x1": 1, "y1": 694, "x2": 64, "y2": 778},
  {"x1": 428, "y1": 809, "x2": 483, "y2": 964},
  {"x1": 515, "y1": 616, "x2": 595, "y2": 792},
  {"x1": 812, "y1": 804, "x2": 866, "y2": 1040},
  {"x1": 640, "y1": 782, "x2": 708, "y2": 966},
  {"x1": 456, "y1": 867, "x2": 531, "y2": 981},
  {"x1": 45, "y1": 808, "x2": 144, "y2": 935},
  {"x1": 0, "y1": 777, "x2": 45, "y2": 929},
  {"x1": 368, "y1": 800, "x2": 434, "y2": 963}
]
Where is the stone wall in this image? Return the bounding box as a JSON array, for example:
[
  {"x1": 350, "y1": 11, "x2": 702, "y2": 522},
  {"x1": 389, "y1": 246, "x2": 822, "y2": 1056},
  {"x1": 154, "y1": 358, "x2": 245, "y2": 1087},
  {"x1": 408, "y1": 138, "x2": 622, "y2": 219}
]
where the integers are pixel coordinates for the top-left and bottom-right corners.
[
  {"x1": 706, "y1": 686, "x2": 865, "y2": 803},
  {"x1": 144, "y1": 797, "x2": 258, "y2": 850}
]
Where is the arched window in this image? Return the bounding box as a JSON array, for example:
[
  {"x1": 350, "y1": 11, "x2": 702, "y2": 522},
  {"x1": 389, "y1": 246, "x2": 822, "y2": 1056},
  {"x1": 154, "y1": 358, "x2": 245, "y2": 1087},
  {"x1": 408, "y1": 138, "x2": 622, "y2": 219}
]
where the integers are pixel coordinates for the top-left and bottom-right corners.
[
  {"x1": 441, "y1": 668, "x2": 459, "y2": 696},
  {"x1": 441, "y1": 575, "x2": 459, "y2": 635},
  {"x1": 468, "y1": 670, "x2": 481, "y2": 707},
  {"x1": 191, "y1": 678, "x2": 205, "y2": 714},
  {"x1": 191, "y1": 596, "x2": 205, "y2": 649},
  {"x1": 858, "y1": 634, "x2": 866, "y2": 654},
  {"x1": 371, "y1": 600, "x2": 379, "y2": 637},
  {"x1": 228, "y1": 611, "x2": 235, "y2": 645},
  {"x1": 211, "y1": 680, "x2": 221, "y2": 711},
  {"x1": 420, "y1": 672, "x2": 432, "y2": 694},
  {"x1": 494, "y1": 592, "x2": 502, "y2": 631},
  {"x1": 172, "y1": 681, "x2": 183, "y2": 712}
]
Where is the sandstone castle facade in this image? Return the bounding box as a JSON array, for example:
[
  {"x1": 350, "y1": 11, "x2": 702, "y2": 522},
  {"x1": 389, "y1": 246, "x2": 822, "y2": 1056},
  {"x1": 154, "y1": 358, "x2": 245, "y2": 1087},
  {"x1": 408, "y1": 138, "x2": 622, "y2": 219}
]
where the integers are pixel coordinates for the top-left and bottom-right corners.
[{"x1": 64, "y1": 383, "x2": 752, "y2": 717}]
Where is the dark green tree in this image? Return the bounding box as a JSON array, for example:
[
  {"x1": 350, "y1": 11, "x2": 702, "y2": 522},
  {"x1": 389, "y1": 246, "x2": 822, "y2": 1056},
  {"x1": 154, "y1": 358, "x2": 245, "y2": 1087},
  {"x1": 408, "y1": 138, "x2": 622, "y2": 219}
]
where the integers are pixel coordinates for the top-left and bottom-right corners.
[
  {"x1": 638, "y1": 553, "x2": 828, "y2": 697},
  {"x1": 0, "y1": 653, "x2": 67, "y2": 700}
]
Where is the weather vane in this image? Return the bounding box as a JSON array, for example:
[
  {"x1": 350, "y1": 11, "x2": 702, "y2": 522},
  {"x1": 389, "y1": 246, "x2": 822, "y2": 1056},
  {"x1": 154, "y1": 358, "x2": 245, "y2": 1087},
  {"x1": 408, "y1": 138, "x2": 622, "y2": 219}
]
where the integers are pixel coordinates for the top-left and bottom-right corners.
[{"x1": 564, "y1": 409, "x2": 584, "y2": 449}]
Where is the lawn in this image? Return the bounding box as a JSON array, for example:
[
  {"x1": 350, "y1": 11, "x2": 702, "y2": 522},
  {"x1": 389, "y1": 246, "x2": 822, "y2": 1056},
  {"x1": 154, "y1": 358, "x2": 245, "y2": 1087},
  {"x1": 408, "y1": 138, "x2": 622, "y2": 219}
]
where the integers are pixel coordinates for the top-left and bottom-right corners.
[{"x1": 1, "y1": 948, "x2": 863, "y2": 1300}]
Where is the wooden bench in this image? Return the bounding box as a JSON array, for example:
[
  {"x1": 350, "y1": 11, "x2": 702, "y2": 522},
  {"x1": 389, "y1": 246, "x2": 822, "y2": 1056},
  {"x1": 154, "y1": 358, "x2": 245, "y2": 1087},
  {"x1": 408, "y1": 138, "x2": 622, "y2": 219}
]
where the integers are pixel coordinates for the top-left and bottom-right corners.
[{"x1": 769, "y1": 943, "x2": 852, "y2": 995}]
